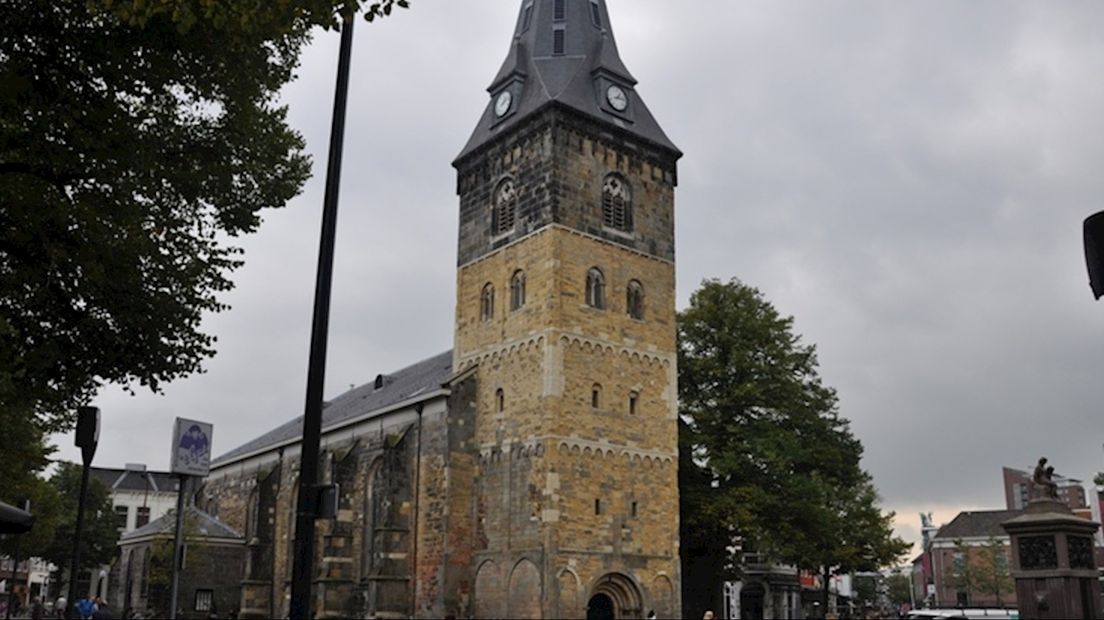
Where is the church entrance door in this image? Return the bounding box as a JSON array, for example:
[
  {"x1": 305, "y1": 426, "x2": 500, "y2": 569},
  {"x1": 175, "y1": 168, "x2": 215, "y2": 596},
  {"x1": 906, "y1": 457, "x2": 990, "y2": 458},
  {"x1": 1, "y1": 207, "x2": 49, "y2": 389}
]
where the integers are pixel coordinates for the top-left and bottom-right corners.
[
  {"x1": 588, "y1": 573, "x2": 643, "y2": 619},
  {"x1": 586, "y1": 593, "x2": 615, "y2": 620}
]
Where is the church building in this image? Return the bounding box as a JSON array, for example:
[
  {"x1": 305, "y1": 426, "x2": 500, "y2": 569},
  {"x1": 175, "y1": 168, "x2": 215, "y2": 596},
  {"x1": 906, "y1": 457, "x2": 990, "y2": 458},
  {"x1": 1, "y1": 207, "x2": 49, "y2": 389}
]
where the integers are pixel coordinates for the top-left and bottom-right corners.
[{"x1": 200, "y1": 1, "x2": 682, "y2": 617}]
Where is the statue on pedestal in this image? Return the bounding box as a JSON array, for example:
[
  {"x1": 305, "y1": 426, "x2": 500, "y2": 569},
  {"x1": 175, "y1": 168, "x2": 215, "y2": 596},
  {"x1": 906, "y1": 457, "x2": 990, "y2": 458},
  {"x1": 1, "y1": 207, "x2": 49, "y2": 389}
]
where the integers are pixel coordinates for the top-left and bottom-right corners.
[{"x1": 1031, "y1": 457, "x2": 1059, "y2": 501}]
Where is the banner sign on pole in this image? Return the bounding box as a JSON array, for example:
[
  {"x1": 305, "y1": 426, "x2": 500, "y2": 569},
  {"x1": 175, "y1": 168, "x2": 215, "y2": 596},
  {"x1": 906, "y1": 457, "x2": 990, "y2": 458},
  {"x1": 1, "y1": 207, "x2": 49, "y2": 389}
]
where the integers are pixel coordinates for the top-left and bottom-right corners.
[{"x1": 171, "y1": 418, "x2": 213, "y2": 477}]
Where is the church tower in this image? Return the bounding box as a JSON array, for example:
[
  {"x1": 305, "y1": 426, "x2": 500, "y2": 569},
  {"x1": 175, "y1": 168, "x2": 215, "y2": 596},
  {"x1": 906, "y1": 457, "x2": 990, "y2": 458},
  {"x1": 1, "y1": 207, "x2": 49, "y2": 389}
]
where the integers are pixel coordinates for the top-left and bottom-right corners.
[{"x1": 451, "y1": 1, "x2": 681, "y2": 617}]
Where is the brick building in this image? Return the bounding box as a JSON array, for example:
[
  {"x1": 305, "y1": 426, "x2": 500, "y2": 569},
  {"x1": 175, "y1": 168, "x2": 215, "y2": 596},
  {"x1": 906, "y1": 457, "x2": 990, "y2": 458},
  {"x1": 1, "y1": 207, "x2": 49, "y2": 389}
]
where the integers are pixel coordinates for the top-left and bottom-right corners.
[
  {"x1": 928, "y1": 510, "x2": 1018, "y2": 609},
  {"x1": 199, "y1": 1, "x2": 682, "y2": 618},
  {"x1": 114, "y1": 506, "x2": 244, "y2": 619}
]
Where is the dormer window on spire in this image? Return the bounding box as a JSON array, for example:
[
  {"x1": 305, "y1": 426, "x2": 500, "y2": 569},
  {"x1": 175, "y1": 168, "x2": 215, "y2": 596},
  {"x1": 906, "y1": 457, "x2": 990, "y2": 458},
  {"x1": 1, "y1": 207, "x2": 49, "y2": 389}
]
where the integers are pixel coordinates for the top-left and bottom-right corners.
[
  {"x1": 554, "y1": 0, "x2": 566, "y2": 21},
  {"x1": 553, "y1": 27, "x2": 565, "y2": 55},
  {"x1": 521, "y1": 3, "x2": 534, "y2": 32},
  {"x1": 590, "y1": 1, "x2": 602, "y2": 27}
]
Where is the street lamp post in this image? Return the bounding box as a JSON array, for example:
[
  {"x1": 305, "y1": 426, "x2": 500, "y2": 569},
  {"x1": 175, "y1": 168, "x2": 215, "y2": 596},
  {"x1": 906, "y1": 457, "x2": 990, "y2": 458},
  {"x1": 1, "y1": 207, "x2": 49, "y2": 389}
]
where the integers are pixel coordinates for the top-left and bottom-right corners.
[
  {"x1": 288, "y1": 13, "x2": 356, "y2": 620},
  {"x1": 66, "y1": 406, "x2": 99, "y2": 620}
]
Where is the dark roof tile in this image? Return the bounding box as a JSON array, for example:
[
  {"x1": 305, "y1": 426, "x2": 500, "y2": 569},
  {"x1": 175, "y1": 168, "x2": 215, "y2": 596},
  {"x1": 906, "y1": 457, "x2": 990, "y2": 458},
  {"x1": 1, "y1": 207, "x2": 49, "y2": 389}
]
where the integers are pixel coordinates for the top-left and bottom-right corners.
[{"x1": 211, "y1": 350, "x2": 453, "y2": 467}]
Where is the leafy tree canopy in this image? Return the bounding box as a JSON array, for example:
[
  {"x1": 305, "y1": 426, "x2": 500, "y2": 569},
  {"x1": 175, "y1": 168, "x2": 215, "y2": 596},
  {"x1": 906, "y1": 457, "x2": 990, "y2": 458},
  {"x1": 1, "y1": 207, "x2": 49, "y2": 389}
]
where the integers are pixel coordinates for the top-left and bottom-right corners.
[
  {"x1": 26, "y1": 463, "x2": 119, "y2": 575},
  {"x1": 0, "y1": 0, "x2": 408, "y2": 431},
  {"x1": 678, "y1": 279, "x2": 907, "y2": 613}
]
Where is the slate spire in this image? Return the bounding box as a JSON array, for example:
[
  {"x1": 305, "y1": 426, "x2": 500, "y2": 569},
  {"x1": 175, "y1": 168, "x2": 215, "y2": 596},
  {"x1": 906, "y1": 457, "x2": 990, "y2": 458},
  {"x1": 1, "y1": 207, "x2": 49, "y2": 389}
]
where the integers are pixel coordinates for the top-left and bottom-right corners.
[{"x1": 456, "y1": 0, "x2": 680, "y2": 164}]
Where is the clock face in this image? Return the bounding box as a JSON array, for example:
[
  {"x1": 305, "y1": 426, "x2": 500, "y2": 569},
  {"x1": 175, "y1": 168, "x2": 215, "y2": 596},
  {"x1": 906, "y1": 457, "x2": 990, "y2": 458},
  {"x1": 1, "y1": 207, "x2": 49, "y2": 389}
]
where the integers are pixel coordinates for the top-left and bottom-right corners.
[
  {"x1": 494, "y1": 91, "x2": 513, "y2": 117},
  {"x1": 606, "y1": 85, "x2": 628, "y2": 111}
]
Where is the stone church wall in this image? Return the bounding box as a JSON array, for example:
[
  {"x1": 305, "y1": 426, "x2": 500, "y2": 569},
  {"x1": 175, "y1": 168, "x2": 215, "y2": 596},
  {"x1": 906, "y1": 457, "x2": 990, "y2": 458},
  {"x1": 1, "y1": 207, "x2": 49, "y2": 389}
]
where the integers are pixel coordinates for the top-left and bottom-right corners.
[{"x1": 201, "y1": 399, "x2": 450, "y2": 619}]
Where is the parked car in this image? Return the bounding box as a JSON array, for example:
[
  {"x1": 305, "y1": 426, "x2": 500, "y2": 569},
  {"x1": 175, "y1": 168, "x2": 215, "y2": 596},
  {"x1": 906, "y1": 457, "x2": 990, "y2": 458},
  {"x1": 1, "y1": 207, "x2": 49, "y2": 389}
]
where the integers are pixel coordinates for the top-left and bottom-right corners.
[{"x1": 906, "y1": 609, "x2": 1018, "y2": 620}]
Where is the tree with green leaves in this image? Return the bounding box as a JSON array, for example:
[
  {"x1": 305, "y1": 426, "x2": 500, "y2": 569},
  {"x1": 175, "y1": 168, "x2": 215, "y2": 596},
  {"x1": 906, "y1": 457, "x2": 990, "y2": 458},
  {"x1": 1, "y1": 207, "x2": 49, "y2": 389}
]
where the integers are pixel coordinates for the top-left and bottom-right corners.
[
  {"x1": 37, "y1": 463, "x2": 120, "y2": 580},
  {"x1": 945, "y1": 537, "x2": 1013, "y2": 607},
  {"x1": 886, "y1": 573, "x2": 913, "y2": 608},
  {"x1": 1, "y1": 0, "x2": 409, "y2": 487},
  {"x1": 1094, "y1": 472, "x2": 1104, "y2": 487},
  {"x1": 678, "y1": 278, "x2": 907, "y2": 617}
]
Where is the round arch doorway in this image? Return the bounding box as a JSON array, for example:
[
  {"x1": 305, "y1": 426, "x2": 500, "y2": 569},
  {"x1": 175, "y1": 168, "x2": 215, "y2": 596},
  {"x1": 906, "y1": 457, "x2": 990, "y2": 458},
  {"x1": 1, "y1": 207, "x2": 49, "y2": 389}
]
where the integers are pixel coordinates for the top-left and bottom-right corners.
[
  {"x1": 586, "y1": 593, "x2": 614, "y2": 620},
  {"x1": 587, "y1": 573, "x2": 643, "y2": 619}
]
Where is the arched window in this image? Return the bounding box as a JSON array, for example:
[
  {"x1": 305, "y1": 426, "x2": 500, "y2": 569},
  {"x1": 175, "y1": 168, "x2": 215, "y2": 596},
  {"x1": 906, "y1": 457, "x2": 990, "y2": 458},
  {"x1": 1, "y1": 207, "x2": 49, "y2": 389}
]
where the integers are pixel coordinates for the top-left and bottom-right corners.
[
  {"x1": 586, "y1": 267, "x2": 605, "y2": 309},
  {"x1": 496, "y1": 388, "x2": 505, "y2": 412},
  {"x1": 494, "y1": 179, "x2": 517, "y2": 235},
  {"x1": 629, "y1": 391, "x2": 639, "y2": 415},
  {"x1": 481, "y1": 283, "x2": 495, "y2": 322},
  {"x1": 591, "y1": 383, "x2": 602, "y2": 409},
  {"x1": 510, "y1": 270, "x2": 526, "y2": 311},
  {"x1": 626, "y1": 280, "x2": 644, "y2": 320},
  {"x1": 602, "y1": 174, "x2": 632, "y2": 231}
]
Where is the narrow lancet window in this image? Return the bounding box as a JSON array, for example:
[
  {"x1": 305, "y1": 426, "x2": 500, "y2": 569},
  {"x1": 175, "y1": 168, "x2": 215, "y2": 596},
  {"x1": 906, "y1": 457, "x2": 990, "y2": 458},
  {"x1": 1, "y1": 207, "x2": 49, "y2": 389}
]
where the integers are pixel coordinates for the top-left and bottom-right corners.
[
  {"x1": 481, "y1": 283, "x2": 495, "y2": 322},
  {"x1": 627, "y1": 280, "x2": 644, "y2": 320},
  {"x1": 510, "y1": 270, "x2": 526, "y2": 311},
  {"x1": 586, "y1": 267, "x2": 605, "y2": 309}
]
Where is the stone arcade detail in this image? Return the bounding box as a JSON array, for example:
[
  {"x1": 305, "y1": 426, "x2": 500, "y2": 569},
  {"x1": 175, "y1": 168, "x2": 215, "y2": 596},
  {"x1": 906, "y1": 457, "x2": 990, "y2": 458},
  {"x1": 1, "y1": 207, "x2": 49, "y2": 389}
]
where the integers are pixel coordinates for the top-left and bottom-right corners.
[{"x1": 201, "y1": 1, "x2": 682, "y2": 618}]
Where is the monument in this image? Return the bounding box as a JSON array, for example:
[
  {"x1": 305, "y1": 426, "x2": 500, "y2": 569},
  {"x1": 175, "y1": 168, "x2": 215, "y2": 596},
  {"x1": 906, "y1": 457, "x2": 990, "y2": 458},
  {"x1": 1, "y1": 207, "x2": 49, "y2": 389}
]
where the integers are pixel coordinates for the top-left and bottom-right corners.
[{"x1": 1001, "y1": 457, "x2": 1101, "y2": 619}]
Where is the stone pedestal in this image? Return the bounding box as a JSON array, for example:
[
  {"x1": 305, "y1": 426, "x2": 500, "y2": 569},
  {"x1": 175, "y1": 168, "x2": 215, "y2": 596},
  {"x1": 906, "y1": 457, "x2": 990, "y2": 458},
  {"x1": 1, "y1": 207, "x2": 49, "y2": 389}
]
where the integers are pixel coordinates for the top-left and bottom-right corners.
[{"x1": 1002, "y1": 498, "x2": 1101, "y2": 620}]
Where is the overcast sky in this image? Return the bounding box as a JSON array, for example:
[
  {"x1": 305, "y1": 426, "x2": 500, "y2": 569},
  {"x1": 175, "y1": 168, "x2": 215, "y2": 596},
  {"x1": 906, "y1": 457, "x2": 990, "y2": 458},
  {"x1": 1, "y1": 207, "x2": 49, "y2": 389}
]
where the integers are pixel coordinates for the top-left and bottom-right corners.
[{"x1": 52, "y1": 0, "x2": 1104, "y2": 551}]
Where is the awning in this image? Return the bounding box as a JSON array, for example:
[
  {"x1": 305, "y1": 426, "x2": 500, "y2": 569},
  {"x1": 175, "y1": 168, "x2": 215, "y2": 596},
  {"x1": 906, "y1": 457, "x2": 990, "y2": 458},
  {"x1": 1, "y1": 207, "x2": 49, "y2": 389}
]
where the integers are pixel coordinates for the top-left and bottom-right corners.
[{"x1": 0, "y1": 500, "x2": 34, "y2": 534}]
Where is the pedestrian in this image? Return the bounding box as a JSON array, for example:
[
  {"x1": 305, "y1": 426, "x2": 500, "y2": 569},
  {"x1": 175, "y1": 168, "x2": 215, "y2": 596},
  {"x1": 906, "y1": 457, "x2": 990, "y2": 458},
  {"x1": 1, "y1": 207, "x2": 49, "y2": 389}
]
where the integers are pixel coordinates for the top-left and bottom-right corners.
[
  {"x1": 77, "y1": 593, "x2": 96, "y2": 620},
  {"x1": 53, "y1": 596, "x2": 67, "y2": 620},
  {"x1": 31, "y1": 596, "x2": 46, "y2": 620},
  {"x1": 91, "y1": 599, "x2": 114, "y2": 620},
  {"x1": 703, "y1": 611, "x2": 715, "y2": 620}
]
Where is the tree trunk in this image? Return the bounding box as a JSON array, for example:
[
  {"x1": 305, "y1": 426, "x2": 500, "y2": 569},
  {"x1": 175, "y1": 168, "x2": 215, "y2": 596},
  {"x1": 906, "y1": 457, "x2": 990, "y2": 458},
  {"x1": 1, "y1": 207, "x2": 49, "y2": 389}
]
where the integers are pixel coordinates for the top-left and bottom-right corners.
[{"x1": 821, "y1": 565, "x2": 831, "y2": 619}]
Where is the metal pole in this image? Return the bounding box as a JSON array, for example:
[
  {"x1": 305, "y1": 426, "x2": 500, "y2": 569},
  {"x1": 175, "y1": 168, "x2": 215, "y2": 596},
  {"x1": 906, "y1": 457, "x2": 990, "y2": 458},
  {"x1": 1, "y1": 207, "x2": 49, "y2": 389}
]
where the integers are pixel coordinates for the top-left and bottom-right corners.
[
  {"x1": 66, "y1": 463, "x2": 91, "y2": 620},
  {"x1": 168, "y1": 476, "x2": 188, "y2": 620},
  {"x1": 289, "y1": 13, "x2": 356, "y2": 620}
]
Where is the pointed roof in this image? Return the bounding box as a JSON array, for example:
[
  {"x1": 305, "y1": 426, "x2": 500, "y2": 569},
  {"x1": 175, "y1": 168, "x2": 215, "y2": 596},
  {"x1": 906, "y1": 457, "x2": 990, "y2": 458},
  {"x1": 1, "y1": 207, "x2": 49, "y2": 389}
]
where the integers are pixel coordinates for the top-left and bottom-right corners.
[
  {"x1": 455, "y1": 0, "x2": 680, "y2": 164},
  {"x1": 119, "y1": 505, "x2": 243, "y2": 544}
]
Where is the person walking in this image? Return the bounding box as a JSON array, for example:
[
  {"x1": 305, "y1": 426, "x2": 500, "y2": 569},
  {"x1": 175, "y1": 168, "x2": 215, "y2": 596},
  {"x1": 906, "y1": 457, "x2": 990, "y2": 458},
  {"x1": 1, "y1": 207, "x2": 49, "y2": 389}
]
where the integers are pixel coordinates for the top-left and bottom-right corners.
[
  {"x1": 90, "y1": 599, "x2": 114, "y2": 620},
  {"x1": 76, "y1": 594, "x2": 96, "y2": 620}
]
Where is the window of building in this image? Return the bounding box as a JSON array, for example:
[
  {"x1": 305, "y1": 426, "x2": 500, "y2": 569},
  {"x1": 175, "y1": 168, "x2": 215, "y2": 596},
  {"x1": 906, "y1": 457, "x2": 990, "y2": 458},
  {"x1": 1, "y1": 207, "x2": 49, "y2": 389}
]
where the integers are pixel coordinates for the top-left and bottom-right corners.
[
  {"x1": 136, "y1": 506, "x2": 150, "y2": 528},
  {"x1": 114, "y1": 505, "x2": 128, "y2": 530},
  {"x1": 629, "y1": 391, "x2": 639, "y2": 415},
  {"x1": 493, "y1": 179, "x2": 517, "y2": 236},
  {"x1": 594, "y1": 499, "x2": 602, "y2": 515},
  {"x1": 626, "y1": 280, "x2": 644, "y2": 320},
  {"x1": 521, "y1": 3, "x2": 534, "y2": 31},
  {"x1": 194, "y1": 589, "x2": 214, "y2": 612},
  {"x1": 590, "y1": 1, "x2": 602, "y2": 27},
  {"x1": 496, "y1": 388, "x2": 505, "y2": 413},
  {"x1": 510, "y1": 270, "x2": 526, "y2": 311},
  {"x1": 481, "y1": 283, "x2": 495, "y2": 322},
  {"x1": 140, "y1": 548, "x2": 151, "y2": 597},
  {"x1": 591, "y1": 384, "x2": 602, "y2": 409},
  {"x1": 554, "y1": 0, "x2": 566, "y2": 20},
  {"x1": 553, "y1": 27, "x2": 565, "y2": 55},
  {"x1": 586, "y1": 267, "x2": 605, "y2": 309},
  {"x1": 631, "y1": 500, "x2": 638, "y2": 518},
  {"x1": 602, "y1": 174, "x2": 632, "y2": 231}
]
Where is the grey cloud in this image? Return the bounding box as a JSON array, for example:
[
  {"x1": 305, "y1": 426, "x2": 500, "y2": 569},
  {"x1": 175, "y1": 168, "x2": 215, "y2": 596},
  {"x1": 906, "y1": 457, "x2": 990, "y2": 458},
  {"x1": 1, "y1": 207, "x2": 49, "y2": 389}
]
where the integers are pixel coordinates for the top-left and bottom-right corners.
[{"x1": 53, "y1": 1, "x2": 1104, "y2": 548}]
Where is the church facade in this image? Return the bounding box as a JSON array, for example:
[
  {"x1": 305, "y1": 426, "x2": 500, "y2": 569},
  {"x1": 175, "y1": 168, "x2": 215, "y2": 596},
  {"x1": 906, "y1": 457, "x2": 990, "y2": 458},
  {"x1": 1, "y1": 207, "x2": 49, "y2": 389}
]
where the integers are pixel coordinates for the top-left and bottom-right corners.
[{"x1": 200, "y1": 1, "x2": 682, "y2": 618}]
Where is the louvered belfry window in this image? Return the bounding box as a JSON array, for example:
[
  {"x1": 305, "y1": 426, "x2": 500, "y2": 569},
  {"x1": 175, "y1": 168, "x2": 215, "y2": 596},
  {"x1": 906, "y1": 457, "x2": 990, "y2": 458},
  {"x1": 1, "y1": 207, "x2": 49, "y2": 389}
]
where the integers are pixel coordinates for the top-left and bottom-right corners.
[
  {"x1": 494, "y1": 179, "x2": 517, "y2": 235},
  {"x1": 602, "y1": 174, "x2": 631, "y2": 231}
]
